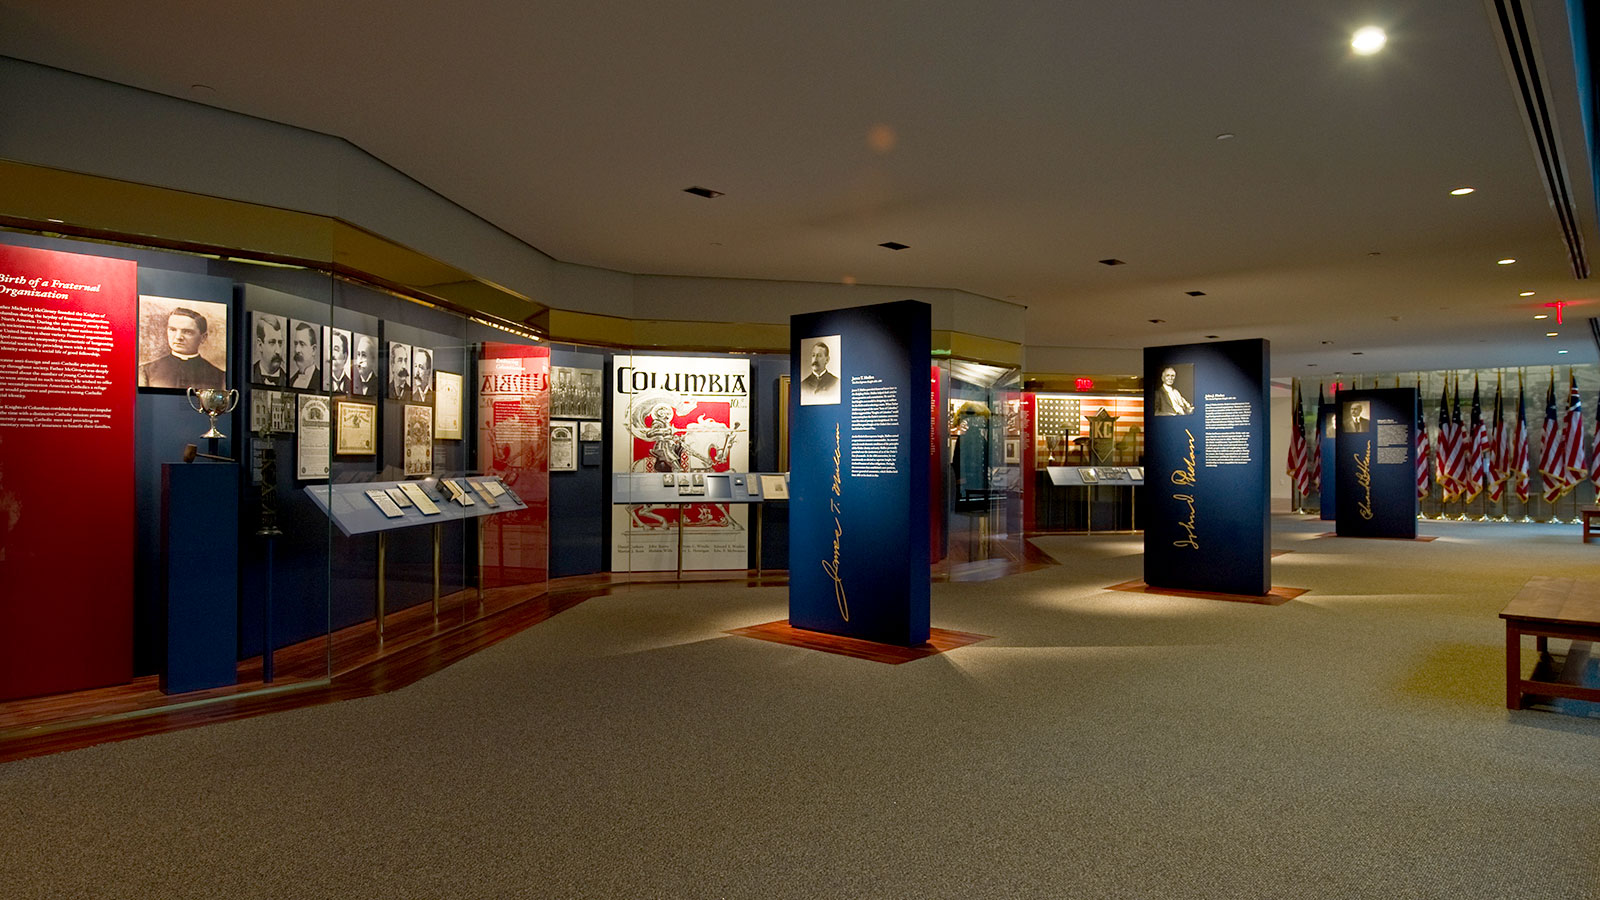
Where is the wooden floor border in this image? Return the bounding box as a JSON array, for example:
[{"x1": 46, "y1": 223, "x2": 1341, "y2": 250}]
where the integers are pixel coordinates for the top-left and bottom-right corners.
[
  {"x1": 1105, "y1": 580, "x2": 1308, "y2": 606},
  {"x1": 726, "y1": 620, "x2": 993, "y2": 664}
]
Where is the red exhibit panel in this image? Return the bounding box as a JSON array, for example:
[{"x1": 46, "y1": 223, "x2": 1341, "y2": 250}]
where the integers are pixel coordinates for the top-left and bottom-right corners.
[
  {"x1": 477, "y1": 342, "x2": 550, "y2": 588},
  {"x1": 0, "y1": 244, "x2": 138, "y2": 700}
]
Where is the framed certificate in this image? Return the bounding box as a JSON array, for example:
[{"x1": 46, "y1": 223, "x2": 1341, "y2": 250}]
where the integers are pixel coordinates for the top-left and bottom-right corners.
[{"x1": 336, "y1": 400, "x2": 377, "y2": 455}]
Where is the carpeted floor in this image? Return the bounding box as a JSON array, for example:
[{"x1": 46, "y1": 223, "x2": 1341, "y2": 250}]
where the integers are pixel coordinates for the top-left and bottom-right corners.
[{"x1": 3, "y1": 514, "x2": 1598, "y2": 899}]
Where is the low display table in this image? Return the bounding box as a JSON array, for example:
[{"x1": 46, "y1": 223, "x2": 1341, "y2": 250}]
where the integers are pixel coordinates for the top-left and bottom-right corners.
[
  {"x1": 304, "y1": 476, "x2": 527, "y2": 642},
  {"x1": 1500, "y1": 576, "x2": 1600, "y2": 709},
  {"x1": 1581, "y1": 507, "x2": 1600, "y2": 543}
]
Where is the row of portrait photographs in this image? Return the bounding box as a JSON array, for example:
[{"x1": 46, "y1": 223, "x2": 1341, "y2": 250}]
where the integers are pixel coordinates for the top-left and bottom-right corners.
[{"x1": 245, "y1": 312, "x2": 435, "y2": 402}]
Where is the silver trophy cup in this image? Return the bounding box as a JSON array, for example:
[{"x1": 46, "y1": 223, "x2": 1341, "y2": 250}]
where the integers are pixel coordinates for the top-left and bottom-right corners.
[{"x1": 187, "y1": 387, "x2": 240, "y2": 439}]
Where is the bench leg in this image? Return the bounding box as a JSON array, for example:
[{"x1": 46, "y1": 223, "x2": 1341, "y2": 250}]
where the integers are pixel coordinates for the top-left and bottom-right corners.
[{"x1": 1506, "y1": 626, "x2": 1524, "y2": 710}]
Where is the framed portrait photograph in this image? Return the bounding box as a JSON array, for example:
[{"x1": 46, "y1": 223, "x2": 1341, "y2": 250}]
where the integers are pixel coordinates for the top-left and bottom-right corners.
[
  {"x1": 798, "y1": 334, "x2": 841, "y2": 406},
  {"x1": 335, "y1": 400, "x2": 377, "y2": 455},
  {"x1": 388, "y1": 341, "x2": 412, "y2": 401},
  {"x1": 136, "y1": 296, "x2": 228, "y2": 391},
  {"x1": 550, "y1": 419, "x2": 577, "y2": 471},
  {"x1": 286, "y1": 319, "x2": 322, "y2": 390},
  {"x1": 411, "y1": 346, "x2": 434, "y2": 403},
  {"x1": 323, "y1": 327, "x2": 352, "y2": 393},
  {"x1": 250, "y1": 311, "x2": 287, "y2": 387},
  {"x1": 350, "y1": 332, "x2": 380, "y2": 397},
  {"x1": 434, "y1": 371, "x2": 463, "y2": 439},
  {"x1": 1152, "y1": 363, "x2": 1195, "y2": 416}
]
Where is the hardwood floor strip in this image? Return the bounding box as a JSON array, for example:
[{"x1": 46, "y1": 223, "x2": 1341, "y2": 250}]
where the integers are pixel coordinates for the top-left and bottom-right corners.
[
  {"x1": 1104, "y1": 580, "x2": 1308, "y2": 606},
  {"x1": 725, "y1": 620, "x2": 993, "y2": 664}
]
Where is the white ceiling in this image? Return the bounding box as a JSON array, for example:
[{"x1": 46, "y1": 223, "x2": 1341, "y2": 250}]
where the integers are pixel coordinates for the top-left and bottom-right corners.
[{"x1": 2, "y1": 0, "x2": 1597, "y2": 376}]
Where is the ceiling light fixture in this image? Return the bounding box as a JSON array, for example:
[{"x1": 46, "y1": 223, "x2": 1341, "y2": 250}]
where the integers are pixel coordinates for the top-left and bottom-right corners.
[
  {"x1": 1497, "y1": 258, "x2": 1516, "y2": 265},
  {"x1": 1450, "y1": 187, "x2": 1475, "y2": 196},
  {"x1": 879, "y1": 241, "x2": 909, "y2": 251},
  {"x1": 1098, "y1": 258, "x2": 1126, "y2": 266},
  {"x1": 1185, "y1": 290, "x2": 1206, "y2": 297},
  {"x1": 1352, "y1": 26, "x2": 1387, "y2": 55},
  {"x1": 1215, "y1": 133, "x2": 1235, "y2": 141},
  {"x1": 1547, "y1": 332, "x2": 1559, "y2": 337},
  {"x1": 1559, "y1": 349, "x2": 1570, "y2": 354},
  {"x1": 1147, "y1": 319, "x2": 1165, "y2": 324},
  {"x1": 1520, "y1": 291, "x2": 1535, "y2": 296},
  {"x1": 682, "y1": 186, "x2": 723, "y2": 199}
]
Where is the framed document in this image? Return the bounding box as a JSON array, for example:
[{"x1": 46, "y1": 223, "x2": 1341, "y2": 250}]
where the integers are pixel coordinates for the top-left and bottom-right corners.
[
  {"x1": 297, "y1": 394, "x2": 331, "y2": 480},
  {"x1": 435, "y1": 371, "x2": 463, "y2": 439},
  {"x1": 403, "y1": 404, "x2": 433, "y2": 477},
  {"x1": 336, "y1": 400, "x2": 376, "y2": 455},
  {"x1": 550, "y1": 420, "x2": 577, "y2": 471},
  {"x1": 759, "y1": 474, "x2": 789, "y2": 499}
]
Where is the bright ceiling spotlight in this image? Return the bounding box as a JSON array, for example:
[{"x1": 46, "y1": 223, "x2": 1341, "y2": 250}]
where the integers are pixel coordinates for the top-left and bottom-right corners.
[
  {"x1": 1352, "y1": 26, "x2": 1387, "y2": 55},
  {"x1": 1450, "y1": 187, "x2": 1474, "y2": 195},
  {"x1": 1520, "y1": 291, "x2": 1535, "y2": 296},
  {"x1": 1497, "y1": 258, "x2": 1516, "y2": 265}
]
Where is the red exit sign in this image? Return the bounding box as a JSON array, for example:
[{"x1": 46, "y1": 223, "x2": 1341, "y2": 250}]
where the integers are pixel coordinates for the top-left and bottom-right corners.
[{"x1": 1074, "y1": 377, "x2": 1094, "y2": 391}]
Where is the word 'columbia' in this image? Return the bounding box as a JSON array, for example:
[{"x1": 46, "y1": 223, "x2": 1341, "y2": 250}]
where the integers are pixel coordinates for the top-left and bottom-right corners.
[{"x1": 615, "y1": 367, "x2": 747, "y2": 395}]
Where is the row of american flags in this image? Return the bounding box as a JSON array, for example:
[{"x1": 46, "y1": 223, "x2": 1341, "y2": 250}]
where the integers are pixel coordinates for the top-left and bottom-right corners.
[{"x1": 1286, "y1": 369, "x2": 1597, "y2": 509}]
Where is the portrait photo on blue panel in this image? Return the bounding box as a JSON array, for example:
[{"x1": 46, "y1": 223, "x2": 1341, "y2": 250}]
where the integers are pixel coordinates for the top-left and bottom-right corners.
[
  {"x1": 1343, "y1": 400, "x2": 1371, "y2": 433},
  {"x1": 250, "y1": 311, "x2": 287, "y2": 387},
  {"x1": 1153, "y1": 363, "x2": 1195, "y2": 416},
  {"x1": 136, "y1": 296, "x2": 227, "y2": 391},
  {"x1": 799, "y1": 334, "x2": 841, "y2": 406}
]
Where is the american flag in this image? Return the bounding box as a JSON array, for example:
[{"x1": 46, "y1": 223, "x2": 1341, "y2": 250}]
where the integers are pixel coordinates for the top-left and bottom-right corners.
[
  {"x1": 1448, "y1": 380, "x2": 1470, "y2": 500},
  {"x1": 1461, "y1": 377, "x2": 1487, "y2": 503},
  {"x1": 1590, "y1": 385, "x2": 1600, "y2": 492},
  {"x1": 1436, "y1": 382, "x2": 1457, "y2": 501},
  {"x1": 1559, "y1": 370, "x2": 1586, "y2": 492},
  {"x1": 1512, "y1": 383, "x2": 1530, "y2": 504},
  {"x1": 1414, "y1": 382, "x2": 1430, "y2": 500},
  {"x1": 1538, "y1": 379, "x2": 1564, "y2": 503},
  {"x1": 1486, "y1": 378, "x2": 1507, "y2": 504},
  {"x1": 1308, "y1": 385, "x2": 1324, "y2": 494},
  {"x1": 1288, "y1": 382, "x2": 1309, "y2": 499}
]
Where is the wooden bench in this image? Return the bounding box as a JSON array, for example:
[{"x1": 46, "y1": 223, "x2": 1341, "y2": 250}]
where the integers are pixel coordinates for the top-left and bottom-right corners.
[
  {"x1": 1500, "y1": 576, "x2": 1600, "y2": 709},
  {"x1": 1582, "y1": 507, "x2": 1600, "y2": 543}
]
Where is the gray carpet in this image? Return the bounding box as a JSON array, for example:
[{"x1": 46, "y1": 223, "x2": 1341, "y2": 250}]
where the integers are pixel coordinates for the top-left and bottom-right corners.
[{"x1": 3, "y1": 514, "x2": 1599, "y2": 899}]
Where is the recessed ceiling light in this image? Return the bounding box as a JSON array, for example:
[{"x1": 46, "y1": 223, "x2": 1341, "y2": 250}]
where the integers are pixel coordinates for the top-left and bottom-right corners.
[
  {"x1": 1185, "y1": 290, "x2": 1207, "y2": 297},
  {"x1": 1351, "y1": 351, "x2": 1364, "y2": 355},
  {"x1": 1534, "y1": 314, "x2": 1548, "y2": 319},
  {"x1": 879, "y1": 241, "x2": 909, "y2": 250},
  {"x1": 1520, "y1": 291, "x2": 1536, "y2": 296},
  {"x1": 1098, "y1": 258, "x2": 1126, "y2": 266},
  {"x1": 683, "y1": 186, "x2": 723, "y2": 198},
  {"x1": 1546, "y1": 332, "x2": 1559, "y2": 337},
  {"x1": 1307, "y1": 364, "x2": 1318, "y2": 367},
  {"x1": 1215, "y1": 133, "x2": 1236, "y2": 141},
  {"x1": 1147, "y1": 319, "x2": 1165, "y2": 324},
  {"x1": 1497, "y1": 258, "x2": 1516, "y2": 265},
  {"x1": 1205, "y1": 335, "x2": 1220, "y2": 339},
  {"x1": 46, "y1": 218, "x2": 64, "y2": 224},
  {"x1": 1559, "y1": 349, "x2": 1570, "y2": 354},
  {"x1": 1352, "y1": 26, "x2": 1387, "y2": 55},
  {"x1": 1450, "y1": 187, "x2": 1475, "y2": 196}
]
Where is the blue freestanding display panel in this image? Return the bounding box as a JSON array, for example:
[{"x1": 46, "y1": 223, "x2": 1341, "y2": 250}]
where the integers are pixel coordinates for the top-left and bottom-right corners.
[
  {"x1": 1334, "y1": 388, "x2": 1418, "y2": 538},
  {"x1": 788, "y1": 300, "x2": 931, "y2": 645},
  {"x1": 1142, "y1": 339, "x2": 1271, "y2": 596},
  {"x1": 160, "y1": 462, "x2": 239, "y2": 694}
]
